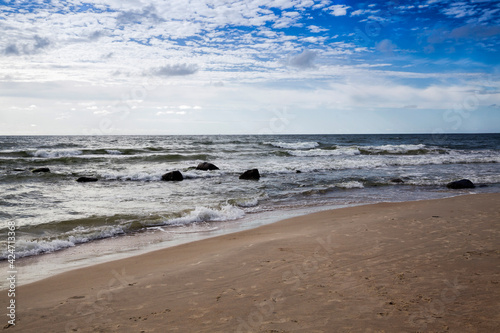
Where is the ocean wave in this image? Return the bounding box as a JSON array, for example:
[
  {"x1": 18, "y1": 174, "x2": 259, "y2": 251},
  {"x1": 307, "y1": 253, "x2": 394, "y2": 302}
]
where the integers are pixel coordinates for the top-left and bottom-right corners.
[
  {"x1": 228, "y1": 192, "x2": 268, "y2": 208},
  {"x1": 0, "y1": 225, "x2": 126, "y2": 259},
  {"x1": 0, "y1": 150, "x2": 33, "y2": 158},
  {"x1": 166, "y1": 205, "x2": 245, "y2": 225},
  {"x1": 336, "y1": 181, "x2": 365, "y2": 189},
  {"x1": 0, "y1": 204, "x2": 246, "y2": 259},
  {"x1": 31, "y1": 149, "x2": 83, "y2": 158},
  {"x1": 183, "y1": 171, "x2": 223, "y2": 179},
  {"x1": 3, "y1": 239, "x2": 77, "y2": 259},
  {"x1": 105, "y1": 149, "x2": 123, "y2": 155},
  {"x1": 288, "y1": 147, "x2": 360, "y2": 157},
  {"x1": 101, "y1": 171, "x2": 163, "y2": 182},
  {"x1": 265, "y1": 141, "x2": 319, "y2": 149},
  {"x1": 100, "y1": 169, "x2": 224, "y2": 181},
  {"x1": 358, "y1": 144, "x2": 447, "y2": 155},
  {"x1": 134, "y1": 153, "x2": 213, "y2": 163}
]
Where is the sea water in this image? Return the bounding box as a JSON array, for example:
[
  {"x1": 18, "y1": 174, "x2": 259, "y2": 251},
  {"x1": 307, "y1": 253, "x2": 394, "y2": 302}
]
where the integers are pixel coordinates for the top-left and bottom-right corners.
[{"x1": 1, "y1": 134, "x2": 499, "y2": 284}]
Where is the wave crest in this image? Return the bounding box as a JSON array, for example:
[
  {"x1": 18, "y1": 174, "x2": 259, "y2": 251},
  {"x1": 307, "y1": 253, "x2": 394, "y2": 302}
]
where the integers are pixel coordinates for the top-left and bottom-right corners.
[{"x1": 265, "y1": 141, "x2": 319, "y2": 149}]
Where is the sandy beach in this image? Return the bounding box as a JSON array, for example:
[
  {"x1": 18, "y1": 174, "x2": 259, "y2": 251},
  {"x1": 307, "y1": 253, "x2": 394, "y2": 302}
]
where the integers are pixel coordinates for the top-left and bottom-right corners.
[{"x1": 3, "y1": 193, "x2": 500, "y2": 332}]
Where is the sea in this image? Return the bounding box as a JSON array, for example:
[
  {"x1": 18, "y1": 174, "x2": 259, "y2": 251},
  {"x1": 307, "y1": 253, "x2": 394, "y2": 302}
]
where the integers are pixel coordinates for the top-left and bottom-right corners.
[{"x1": 1, "y1": 134, "x2": 499, "y2": 287}]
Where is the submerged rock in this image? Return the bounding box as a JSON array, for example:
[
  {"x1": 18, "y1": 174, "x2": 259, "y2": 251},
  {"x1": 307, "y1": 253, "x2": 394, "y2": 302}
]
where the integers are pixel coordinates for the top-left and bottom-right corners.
[
  {"x1": 196, "y1": 162, "x2": 219, "y2": 171},
  {"x1": 76, "y1": 177, "x2": 98, "y2": 183},
  {"x1": 239, "y1": 169, "x2": 260, "y2": 180},
  {"x1": 162, "y1": 170, "x2": 184, "y2": 181},
  {"x1": 446, "y1": 179, "x2": 475, "y2": 189},
  {"x1": 32, "y1": 167, "x2": 50, "y2": 173},
  {"x1": 390, "y1": 178, "x2": 404, "y2": 184}
]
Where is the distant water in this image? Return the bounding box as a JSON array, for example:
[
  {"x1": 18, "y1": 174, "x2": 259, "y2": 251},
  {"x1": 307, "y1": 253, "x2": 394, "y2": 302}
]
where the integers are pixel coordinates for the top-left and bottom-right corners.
[{"x1": 1, "y1": 134, "x2": 499, "y2": 259}]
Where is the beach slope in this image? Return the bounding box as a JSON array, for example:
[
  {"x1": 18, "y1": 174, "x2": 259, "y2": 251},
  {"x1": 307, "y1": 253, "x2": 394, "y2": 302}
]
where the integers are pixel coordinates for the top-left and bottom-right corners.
[{"x1": 3, "y1": 194, "x2": 500, "y2": 332}]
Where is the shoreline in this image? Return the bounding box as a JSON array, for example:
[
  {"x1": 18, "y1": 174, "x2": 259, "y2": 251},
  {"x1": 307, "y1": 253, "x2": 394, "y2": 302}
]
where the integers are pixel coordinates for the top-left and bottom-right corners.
[
  {"x1": 1, "y1": 202, "x2": 356, "y2": 289},
  {"x1": 2, "y1": 188, "x2": 483, "y2": 289},
  {"x1": 2, "y1": 193, "x2": 500, "y2": 332}
]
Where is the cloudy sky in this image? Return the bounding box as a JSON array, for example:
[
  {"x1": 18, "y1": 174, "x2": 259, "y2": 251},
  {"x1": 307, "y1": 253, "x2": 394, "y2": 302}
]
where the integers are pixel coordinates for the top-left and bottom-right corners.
[{"x1": 1, "y1": 0, "x2": 499, "y2": 135}]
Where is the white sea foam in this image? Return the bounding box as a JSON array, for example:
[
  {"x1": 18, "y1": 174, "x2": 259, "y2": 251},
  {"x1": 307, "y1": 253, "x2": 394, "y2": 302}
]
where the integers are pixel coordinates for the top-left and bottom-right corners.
[
  {"x1": 288, "y1": 147, "x2": 360, "y2": 157},
  {"x1": 101, "y1": 171, "x2": 163, "y2": 182},
  {"x1": 106, "y1": 149, "x2": 123, "y2": 155},
  {"x1": 4, "y1": 239, "x2": 77, "y2": 259},
  {"x1": 31, "y1": 149, "x2": 83, "y2": 158},
  {"x1": 183, "y1": 171, "x2": 223, "y2": 179},
  {"x1": 361, "y1": 144, "x2": 429, "y2": 154},
  {"x1": 1, "y1": 225, "x2": 128, "y2": 259},
  {"x1": 266, "y1": 141, "x2": 319, "y2": 149},
  {"x1": 336, "y1": 181, "x2": 365, "y2": 189},
  {"x1": 167, "y1": 205, "x2": 245, "y2": 225}
]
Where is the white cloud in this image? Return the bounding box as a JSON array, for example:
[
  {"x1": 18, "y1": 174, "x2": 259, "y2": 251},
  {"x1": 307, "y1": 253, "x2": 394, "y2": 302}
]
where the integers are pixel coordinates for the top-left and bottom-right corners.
[
  {"x1": 350, "y1": 9, "x2": 380, "y2": 17},
  {"x1": 301, "y1": 36, "x2": 327, "y2": 44},
  {"x1": 0, "y1": 0, "x2": 498, "y2": 135},
  {"x1": 327, "y1": 5, "x2": 350, "y2": 16},
  {"x1": 307, "y1": 25, "x2": 328, "y2": 33},
  {"x1": 376, "y1": 39, "x2": 397, "y2": 53},
  {"x1": 93, "y1": 110, "x2": 111, "y2": 115},
  {"x1": 150, "y1": 64, "x2": 199, "y2": 77},
  {"x1": 273, "y1": 11, "x2": 302, "y2": 28},
  {"x1": 312, "y1": 0, "x2": 330, "y2": 10},
  {"x1": 287, "y1": 49, "x2": 318, "y2": 69},
  {"x1": 442, "y1": 3, "x2": 478, "y2": 18}
]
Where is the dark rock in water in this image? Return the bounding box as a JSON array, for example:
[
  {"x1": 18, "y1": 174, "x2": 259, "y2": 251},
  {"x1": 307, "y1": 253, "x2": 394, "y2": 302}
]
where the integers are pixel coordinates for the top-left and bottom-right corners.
[
  {"x1": 296, "y1": 170, "x2": 302, "y2": 173},
  {"x1": 32, "y1": 167, "x2": 50, "y2": 173},
  {"x1": 76, "y1": 177, "x2": 98, "y2": 183},
  {"x1": 13, "y1": 168, "x2": 25, "y2": 172},
  {"x1": 196, "y1": 162, "x2": 219, "y2": 171},
  {"x1": 390, "y1": 178, "x2": 404, "y2": 184},
  {"x1": 446, "y1": 179, "x2": 475, "y2": 189},
  {"x1": 239, "y1": 169, "x2": 260, "y2": 180},
  {"x1": 162, "y1": 170, "x2": 184, "y2": 181}
]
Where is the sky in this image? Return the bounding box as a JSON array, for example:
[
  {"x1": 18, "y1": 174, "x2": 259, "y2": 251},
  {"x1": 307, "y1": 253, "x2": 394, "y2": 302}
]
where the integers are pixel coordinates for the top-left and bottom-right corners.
[{"x1": 0, "y1": 0, "x2": 499, "y2": 135}]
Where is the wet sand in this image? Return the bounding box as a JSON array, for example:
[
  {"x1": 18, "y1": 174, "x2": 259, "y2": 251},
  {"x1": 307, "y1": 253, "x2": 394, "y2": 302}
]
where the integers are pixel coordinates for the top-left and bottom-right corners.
[{"x1": 2, "y1": 193, "x2": 500, "y2": 332}]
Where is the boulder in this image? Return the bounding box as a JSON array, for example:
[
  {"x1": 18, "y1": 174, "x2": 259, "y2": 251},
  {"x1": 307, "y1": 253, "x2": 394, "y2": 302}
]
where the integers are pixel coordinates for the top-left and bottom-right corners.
[
  {"x1": 446, "y1": 179, "x2": 475, "y2": 189},
  {"x1": 162, "y1": 170, "x2": 184, "y2": 181},
  {"x1": 239, "y1": 169, "x2": 260, "y2": 180},
  {"x1": 196, "y1": 162, "x2": 219, "y2": 171},
  {"x1": 76, "y1": 177, "x2": 98, "y2": 183},
  {"x1": 32, "y1": 167, "x2": 50, "y2": 173},
  {"x1": 390, "y1": 178, "x2": 404, "y2": 184},
  {"x1": 296, "y1": 170, "x2": 302, "y2": 173}
]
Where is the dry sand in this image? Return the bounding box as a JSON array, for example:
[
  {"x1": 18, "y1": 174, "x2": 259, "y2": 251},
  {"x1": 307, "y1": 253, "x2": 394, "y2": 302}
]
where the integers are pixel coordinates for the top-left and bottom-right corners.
[{"x1": 2, "y1": 193, "x2": 500, "y2": 332}]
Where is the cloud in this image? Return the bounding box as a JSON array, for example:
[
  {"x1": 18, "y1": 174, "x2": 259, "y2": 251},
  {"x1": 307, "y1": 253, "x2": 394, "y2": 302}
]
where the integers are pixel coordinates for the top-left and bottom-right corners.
[
  {"x1": 288, "y1": 50, "x2": 317, "y2": 69},
  {"x1": 442, "y1": 3, "x2": 478, "y2": 18},
  {"x1": 427, "y1": 24, "x2": 500, "y2": 45},
  {"x1": 376, "y1": 39, "x2": 397, "y2": 53},
  {"x1": 449, "y1": 24, "x2": 500, "y2": 40},
  {"x1": 273, "y1": 11, "x2": 301, "y2": 29},
  {"x1": 3, "y1": 35, "x2": 51, "y2": 56},
  {"x1": 4, "y1": 44, "x2": 20, "y2": 56},
  {"x1": 89, "y1": 30, "x2": 107, "y2": 41},
  {"x1": 116, "y1": 5, "x2": 164, "y2": 25},
  {"x1": 33, "y1": 35, "x2": 50, "y2": 50},
  {"x1": 328, "y1": 5, "x2": 350, "y2": 16},
  {"x1": 150, "y1": 64, "x2": 199, "y2": 76},
  {"x1": 350, "y1": 9, "x2": 380, "y2": 16},
  {"x1": 307, "y1": 25, "x2": 328, "y2": 33}
]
